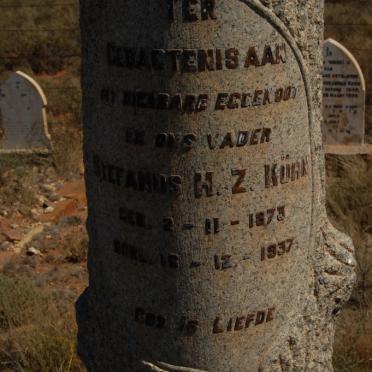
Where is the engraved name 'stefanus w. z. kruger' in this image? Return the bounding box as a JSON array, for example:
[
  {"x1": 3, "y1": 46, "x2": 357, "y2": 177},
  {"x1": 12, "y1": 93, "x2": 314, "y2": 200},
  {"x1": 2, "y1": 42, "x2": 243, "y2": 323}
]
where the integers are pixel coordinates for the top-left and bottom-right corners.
[{"x1": 92, "y1": 154, "x2": 309, "y2": 198}]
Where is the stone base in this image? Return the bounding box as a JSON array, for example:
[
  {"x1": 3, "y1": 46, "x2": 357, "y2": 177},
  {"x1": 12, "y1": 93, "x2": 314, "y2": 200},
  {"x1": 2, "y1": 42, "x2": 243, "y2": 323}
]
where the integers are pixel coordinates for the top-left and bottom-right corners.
[{"x1": 0, "y1": 148, "x2": 52, "y2": 155}]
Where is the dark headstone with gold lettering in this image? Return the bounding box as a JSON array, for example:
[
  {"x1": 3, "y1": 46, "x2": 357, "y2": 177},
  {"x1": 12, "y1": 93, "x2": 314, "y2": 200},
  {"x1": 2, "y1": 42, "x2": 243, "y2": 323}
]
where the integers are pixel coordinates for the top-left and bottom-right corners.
[{"x1": 77, "y1": 1, "x2": 356, "y2": 371}]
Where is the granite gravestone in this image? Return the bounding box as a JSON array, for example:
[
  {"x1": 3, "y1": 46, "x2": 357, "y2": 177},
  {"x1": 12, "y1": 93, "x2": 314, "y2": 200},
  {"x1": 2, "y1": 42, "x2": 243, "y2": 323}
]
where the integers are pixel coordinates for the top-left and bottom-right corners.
[
  {"x1": 323, "y1": 38, "x2": 367, "y2": 154},
  {"x1": 77, "y1": 1, "x2": 356, "y2": 371},
  {"x1": 0, "y1": 71, "x2": 51, "y2": 153}
]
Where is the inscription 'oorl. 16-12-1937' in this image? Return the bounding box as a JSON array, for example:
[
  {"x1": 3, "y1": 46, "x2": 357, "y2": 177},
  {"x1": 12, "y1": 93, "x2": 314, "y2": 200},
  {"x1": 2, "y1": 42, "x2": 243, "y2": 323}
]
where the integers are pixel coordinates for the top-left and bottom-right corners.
[{"x1": 82, "y1": 1, "x2": 314, "y2": 370}]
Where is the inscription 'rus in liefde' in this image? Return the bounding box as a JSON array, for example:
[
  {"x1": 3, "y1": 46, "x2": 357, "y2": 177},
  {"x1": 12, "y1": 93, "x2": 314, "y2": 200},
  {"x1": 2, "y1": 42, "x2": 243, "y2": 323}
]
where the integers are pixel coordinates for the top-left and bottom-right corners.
[
  {"x1": 213, "y1": 308, "x2": 275, "y2": 334},
  {"x1": 134, "y1": 306, "x2": 276, "y2": 336}
]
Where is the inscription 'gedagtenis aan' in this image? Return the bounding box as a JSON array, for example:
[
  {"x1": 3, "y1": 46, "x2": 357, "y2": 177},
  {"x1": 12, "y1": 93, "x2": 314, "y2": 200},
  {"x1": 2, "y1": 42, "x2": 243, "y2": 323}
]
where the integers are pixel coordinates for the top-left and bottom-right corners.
[{"x1": 106, "y1": 44, "x2": 287, "y2": 72}]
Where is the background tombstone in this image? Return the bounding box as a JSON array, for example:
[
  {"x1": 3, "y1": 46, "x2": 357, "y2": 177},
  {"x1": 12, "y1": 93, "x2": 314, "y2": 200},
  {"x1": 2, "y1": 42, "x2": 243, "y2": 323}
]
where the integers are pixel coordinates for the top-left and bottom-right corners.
[
  {"x1": 324, "y1": 1, "x2": 372, "y2": 144},
  {"x1": 0, "y1": 71, "x2": 51, "y2": 153},
  {"x1": 77, "y1": 1, "x2": 356, "y2": 371},
  {"x1": 323, "y1": 38, "x2": 368, "y2": 154}
]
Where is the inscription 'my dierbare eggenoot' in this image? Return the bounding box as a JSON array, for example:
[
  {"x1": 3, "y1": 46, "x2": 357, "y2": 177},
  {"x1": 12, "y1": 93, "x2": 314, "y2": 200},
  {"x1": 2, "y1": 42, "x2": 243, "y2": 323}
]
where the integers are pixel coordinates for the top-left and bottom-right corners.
[{"x1": 100, "y1": 85, "x2": 297, "y2": 112}]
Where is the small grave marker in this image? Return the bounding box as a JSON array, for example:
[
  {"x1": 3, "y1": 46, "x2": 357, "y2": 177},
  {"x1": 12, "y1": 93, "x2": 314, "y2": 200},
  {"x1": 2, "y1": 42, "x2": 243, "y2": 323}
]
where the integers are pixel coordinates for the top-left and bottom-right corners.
[
  {"x1": 323, "y1": 38, "x2": 367, "y2": 154},
  {"x1": 0, "y1": 71, "x2": 51, "y2": 153}
]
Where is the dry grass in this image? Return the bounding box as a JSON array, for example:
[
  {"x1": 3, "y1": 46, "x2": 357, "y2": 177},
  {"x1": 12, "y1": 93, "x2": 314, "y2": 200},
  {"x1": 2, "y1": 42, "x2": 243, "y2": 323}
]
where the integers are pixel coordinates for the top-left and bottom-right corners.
[
  {"x1": 52, "y1": 127, "x2": 83, "y2": 177},
  {"x1": 326, "y1": 155, "x2": 372, "y2": 371},
  {"x1": 333, "y1": 308, "x2": 372, "y2": 372},
  {"x1": 0, "y1": 0, "x2": 80, "y2": 78},
  {"x1": 0, "y1": 154, "x2": 51, "y2": 208},
  {"x1": 0, "y1": 274, "x2": 84, "y2": 372},
  {"x1": 64, "y1": 232, "x2": 88, "y2": 264}
]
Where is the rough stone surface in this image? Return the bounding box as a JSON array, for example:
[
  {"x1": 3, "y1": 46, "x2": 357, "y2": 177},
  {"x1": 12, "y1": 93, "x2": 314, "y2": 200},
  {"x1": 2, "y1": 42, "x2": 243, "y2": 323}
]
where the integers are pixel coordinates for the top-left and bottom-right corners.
[
  {"x1": 77, "y1": 1, "x2": 356, "y2": 371},
  {"x1": 322, "y1": 38, "x2": 366, "y2": 152},
  {"x1": 0, "y1": 71, "x2": 51, "y2": 153}
]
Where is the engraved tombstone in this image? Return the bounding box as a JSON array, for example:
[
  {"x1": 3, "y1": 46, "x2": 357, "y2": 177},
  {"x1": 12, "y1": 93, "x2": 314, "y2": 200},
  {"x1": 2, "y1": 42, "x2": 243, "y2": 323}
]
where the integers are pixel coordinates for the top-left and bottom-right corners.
[
  {"x1": 323, "y1": 38, "x2": 367, "y2": 154},
  {"x1": 77, "y1": 1, "x2": 356, "y2": 371},
  {"x1": 0, "y1": 71, "x2": 51, "y2": 153}
]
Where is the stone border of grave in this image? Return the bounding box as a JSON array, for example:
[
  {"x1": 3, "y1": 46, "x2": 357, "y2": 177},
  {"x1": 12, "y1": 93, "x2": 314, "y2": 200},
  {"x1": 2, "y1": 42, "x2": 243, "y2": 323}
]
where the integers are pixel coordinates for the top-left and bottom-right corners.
[
  {"x1": 0, "y1": 71, "x2": 52, "y2": 155},
  {"x1": 323, "y1": 38, "x2": 368, "y2": 155},
  {"x1": 325, "y1": 144, "x2": 372, "y2": 155}
]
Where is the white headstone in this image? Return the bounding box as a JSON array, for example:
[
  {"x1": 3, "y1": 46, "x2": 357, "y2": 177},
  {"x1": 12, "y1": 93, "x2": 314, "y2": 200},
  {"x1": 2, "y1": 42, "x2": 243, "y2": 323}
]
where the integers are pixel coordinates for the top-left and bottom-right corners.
[
  {"x1": 323, "y1": 38, "x2": 367, "y2": 154},
  {"x1": 0, "y1": 71, "x2": 51, "y2": 153}
]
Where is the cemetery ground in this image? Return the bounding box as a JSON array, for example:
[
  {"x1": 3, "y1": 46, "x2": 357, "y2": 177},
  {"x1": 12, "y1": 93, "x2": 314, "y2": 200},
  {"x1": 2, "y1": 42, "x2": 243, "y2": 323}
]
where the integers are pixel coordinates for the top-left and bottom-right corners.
[
  {"x1": 0, "y1": 153, "x2": 86, "y2": 371},
  {"x1": 327, "y1": 155, "x2": 372, "y2": 372},
  {"x1": 0, "y1": 152, "x2": 368, "y2": 371},
  {"x1": 0, "y1": 44, "x2": 84, "y2": 371},
  {"x1": 0, "y1": 1, "x2": 367, "y2": 370}
]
